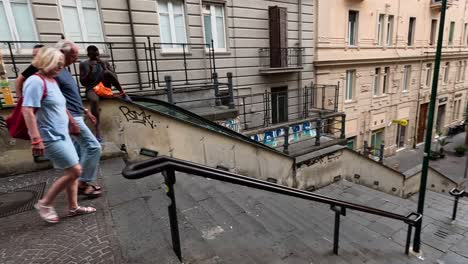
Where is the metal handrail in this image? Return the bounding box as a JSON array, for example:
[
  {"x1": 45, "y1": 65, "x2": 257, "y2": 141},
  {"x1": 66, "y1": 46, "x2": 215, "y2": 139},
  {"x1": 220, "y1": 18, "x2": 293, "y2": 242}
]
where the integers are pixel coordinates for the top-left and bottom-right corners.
[
  {"x1": 449, "y1": 188, "x2": 468, "y2": 220},
  {"x1": 123, "y1": 155, "x2": 421, "y2": 261}
]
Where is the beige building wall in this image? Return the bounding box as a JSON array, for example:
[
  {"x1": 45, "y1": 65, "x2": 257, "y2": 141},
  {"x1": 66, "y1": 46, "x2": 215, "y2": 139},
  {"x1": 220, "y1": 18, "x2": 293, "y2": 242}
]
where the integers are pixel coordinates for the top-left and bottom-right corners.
[{"x1": 315, "y1": 0, "x2": 468, "y2": 156}]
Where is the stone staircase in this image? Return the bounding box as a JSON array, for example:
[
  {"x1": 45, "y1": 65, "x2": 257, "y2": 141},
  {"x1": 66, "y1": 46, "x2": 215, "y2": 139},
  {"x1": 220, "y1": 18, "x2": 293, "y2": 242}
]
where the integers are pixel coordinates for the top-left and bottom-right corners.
[{"x1": 101, "y1": 158, "x2": 468, "y2": 264}]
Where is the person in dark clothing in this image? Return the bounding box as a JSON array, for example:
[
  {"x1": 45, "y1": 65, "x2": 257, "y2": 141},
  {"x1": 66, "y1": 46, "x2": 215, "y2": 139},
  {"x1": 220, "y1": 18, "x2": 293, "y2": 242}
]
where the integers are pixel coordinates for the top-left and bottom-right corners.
[
  {"x1": 14, "y1": 44, "x2": 44, "y2": 98},
  {"x1": 79, "y1": 45, "x2": 131, "y2": 142}
]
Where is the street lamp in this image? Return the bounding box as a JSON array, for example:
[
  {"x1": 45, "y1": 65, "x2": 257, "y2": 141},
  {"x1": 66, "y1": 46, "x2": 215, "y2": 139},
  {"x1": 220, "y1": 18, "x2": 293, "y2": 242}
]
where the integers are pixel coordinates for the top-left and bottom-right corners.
[{"x1": 413, "y1": 0, "x2": 448, "y2": 254}]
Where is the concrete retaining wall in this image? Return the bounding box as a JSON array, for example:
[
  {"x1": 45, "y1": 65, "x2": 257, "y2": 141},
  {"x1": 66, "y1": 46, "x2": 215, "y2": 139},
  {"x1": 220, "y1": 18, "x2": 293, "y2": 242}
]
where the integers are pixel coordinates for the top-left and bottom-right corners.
[
  {"x1": 98, "y1": 100, "x2": 296, "y2": 186},
  {"x1": 296, "y1": 148, "x2": 406, "y2": 197}
]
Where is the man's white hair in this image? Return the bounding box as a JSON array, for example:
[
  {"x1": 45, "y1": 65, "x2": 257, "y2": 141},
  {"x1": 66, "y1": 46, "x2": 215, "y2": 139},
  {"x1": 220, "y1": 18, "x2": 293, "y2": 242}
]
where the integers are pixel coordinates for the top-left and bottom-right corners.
[{"x1": 55, "y1": 39, "x2": 77, "y2": 54}]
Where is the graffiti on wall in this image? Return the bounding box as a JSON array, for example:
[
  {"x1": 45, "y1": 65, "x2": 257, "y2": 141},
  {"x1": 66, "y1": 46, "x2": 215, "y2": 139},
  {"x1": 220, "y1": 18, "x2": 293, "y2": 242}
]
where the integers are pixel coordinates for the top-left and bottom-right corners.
[
  {"x1": 119, "y1": 106, "x2": 156, "y2": 129},
  {"x1": 215, "y1": 117, "x2": 240, "y2": 133},
  {"x1": 250, "y1": 122, "x2": 317, "y2": 147}
]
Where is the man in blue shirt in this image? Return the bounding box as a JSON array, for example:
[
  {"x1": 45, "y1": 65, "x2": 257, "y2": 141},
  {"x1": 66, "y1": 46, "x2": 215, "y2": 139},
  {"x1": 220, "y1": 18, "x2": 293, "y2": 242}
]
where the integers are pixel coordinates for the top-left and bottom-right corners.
[{"x1": 55, "y1": 40, "x2": 103, "y2": 198}]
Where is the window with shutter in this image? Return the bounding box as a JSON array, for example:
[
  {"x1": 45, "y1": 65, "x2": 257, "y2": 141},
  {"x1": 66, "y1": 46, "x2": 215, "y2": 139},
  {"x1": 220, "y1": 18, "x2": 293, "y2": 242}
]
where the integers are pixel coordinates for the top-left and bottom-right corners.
[
  {"x1": 348, "y1": 11, "x2": 358, "y2": 46},
  {"x1": 373, "y1": 68, "x2": 381, "y2": 96},
  {"x1": 377, "y1": 14, "x2": 384, "y2": 46},
  {"x1": 443, "y1": 62, "x2": 450, "y2": 84},
  {"x1": 402, "y1": 65, "x2": 411, "y2": 92},
  {"x1": 448, "y1": 21, "x2": 455, "y2": 46},
  {"x1": 269, "y1": 6, "x2": 288, "y2": 68},
  {"x1": 59, "y1": 0, "x2": 104, "y2": 43},
  {"x1": 426, "y1": 63, "x2": 433, "y2": 87},
  {"x1": 408, "y1": 17, "x2": 416, "y2": 46},
  {"x1": 386, "y1": 15, "x2": 394, "y2": 46},
  {"x1": 345, "y1": 70, "x2": 356, "y2": 101},
  {"x1": 0, "y1": 0, "x2": 37, "y2": 48},
  {"x1": 383, "y1": 67, "x2": 390, "y2": 94},
  {"x1": 430, "y1": 19, "x2": 437, "y2": 46}
]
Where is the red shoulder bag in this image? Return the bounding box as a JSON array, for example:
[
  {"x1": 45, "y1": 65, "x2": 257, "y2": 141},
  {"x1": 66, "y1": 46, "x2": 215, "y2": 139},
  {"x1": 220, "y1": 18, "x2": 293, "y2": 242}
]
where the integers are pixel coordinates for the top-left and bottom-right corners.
[{"x1": 6, "y1": 74, "x2": 48, "y2": 140}]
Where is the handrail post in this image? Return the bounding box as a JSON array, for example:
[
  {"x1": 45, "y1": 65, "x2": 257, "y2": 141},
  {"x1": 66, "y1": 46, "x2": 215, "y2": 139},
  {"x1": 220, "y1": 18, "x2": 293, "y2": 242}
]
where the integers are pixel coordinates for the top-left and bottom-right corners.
[
  {"x1": 321, "y1": 85, "x2": 326, "y2": 110},
  {"x1": 213, "y1": 72, "x2": 221, "y2": 106},
  {"x1": 363, "y1": 141, "x2": 369, "y2": 156},
  {"x1": 165, "y1": 75, "x2": 174, "y2": 104},
  {"x1": 7, "y1": 42, "x2": 18, "y2": 78},
  {"x1": 109, "y1": 43, "x2": 116, "y2": 71},
  {"x1": 335, "y1": 82, "x2": 339, "y2": 112},
  {"x1": 379, "y1": 144, "x2": 385, "y2": 163},
  {"x1": 315, "y1": 118, "x2": 322, "y2": 146},
  {"x1": 303, "y1": 86, "x2": 309, "y2": 118},
  {"x1": 452, "y1": 196, "x2": 460, "y2": 220},
  {"x1": 242, "y1": 97, "x2": 248, "y2": 129},
  {"x1": 405, "y1": 224, "x2": 413, "y2": 255},
  {"x1": 147, "y1": 37, "x2": 156, "y2": 89},
  {"x1": 331, "y1": 205, "x2": 346, "y2": 255},
  {"x1": 182, "y1": 44, "x2": 189, "y2": 85},
  {"x1": 211, "y1": 39, "x2": 217, "y2": 75},
  {"x1": 164, "y1": 169, "x2": 182, "y2": 262},
  {"x1": 265, "y1": 90, "x2": 270, "y2": 126},
  {"x1": 283, "y1": 126, "x2": 290, "y2": 154},
  {"x1": 341, "y1": 114, "x2": 346, "y2": 139},
  {"x1": 227, "y1": 72, "x2": 235, "y2": 109}
]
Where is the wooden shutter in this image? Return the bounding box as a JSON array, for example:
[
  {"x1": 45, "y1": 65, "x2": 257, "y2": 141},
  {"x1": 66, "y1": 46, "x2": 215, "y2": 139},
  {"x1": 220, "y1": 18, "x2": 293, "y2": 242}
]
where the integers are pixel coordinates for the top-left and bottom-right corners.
[{"x1": 269, "y1": 6, "x2": 288, "y2": 68}]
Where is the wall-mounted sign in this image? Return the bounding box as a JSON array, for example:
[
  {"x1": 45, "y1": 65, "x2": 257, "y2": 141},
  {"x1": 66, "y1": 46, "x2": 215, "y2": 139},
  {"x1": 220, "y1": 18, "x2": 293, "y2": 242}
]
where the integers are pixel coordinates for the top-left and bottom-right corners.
[
  {"x1": 392, "y1": 119, "x2": 408, "y2": 126},
  {"x1": 455, "y1": 93, "x2": 463, "y2": 98}
]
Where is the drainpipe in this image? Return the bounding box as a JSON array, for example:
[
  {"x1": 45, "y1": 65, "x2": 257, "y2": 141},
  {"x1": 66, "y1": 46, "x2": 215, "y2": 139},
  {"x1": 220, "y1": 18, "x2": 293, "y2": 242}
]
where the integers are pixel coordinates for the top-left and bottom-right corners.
[
  {"x1": 126, "y1": 0, "x2": 143, "y2": 90},
  {"x1": 297, "y1": 0, "x2": 303, "y2": 118},
  {"x1": 413, "y1": 58, "x2": 424, "y2": 149}
]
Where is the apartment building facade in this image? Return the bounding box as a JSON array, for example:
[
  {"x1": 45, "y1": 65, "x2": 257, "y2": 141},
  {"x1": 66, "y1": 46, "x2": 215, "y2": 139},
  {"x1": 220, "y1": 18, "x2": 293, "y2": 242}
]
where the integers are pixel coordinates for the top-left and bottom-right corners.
[
  {"x1": 1, "y1": 0, "x2": 317, "y2": 126},
  {"x1": 315, "y1": 0, "x2": 468, "y2": 156}
]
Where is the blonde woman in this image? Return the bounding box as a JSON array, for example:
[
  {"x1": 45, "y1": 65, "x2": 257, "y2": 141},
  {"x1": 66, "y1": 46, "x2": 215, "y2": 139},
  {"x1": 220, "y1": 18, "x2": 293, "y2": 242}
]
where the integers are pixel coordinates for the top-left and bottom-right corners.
[{"x1": 22, "y1": 47, "x2": 96, "y2": 223}]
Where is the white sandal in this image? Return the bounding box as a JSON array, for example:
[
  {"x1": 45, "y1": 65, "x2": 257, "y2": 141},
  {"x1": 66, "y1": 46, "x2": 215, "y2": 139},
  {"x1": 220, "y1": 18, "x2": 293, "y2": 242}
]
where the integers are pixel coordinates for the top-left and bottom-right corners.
[
  {"x1": 34, "y1": 203, "x2": 60, "y2": 223},
  {"x1": 67, "y1": 206, "x2": 96, "y2": 217}
]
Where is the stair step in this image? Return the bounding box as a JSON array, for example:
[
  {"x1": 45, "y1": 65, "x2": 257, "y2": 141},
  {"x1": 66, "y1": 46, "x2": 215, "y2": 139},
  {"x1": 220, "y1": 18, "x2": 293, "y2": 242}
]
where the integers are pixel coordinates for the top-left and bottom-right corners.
[{"x1": 221, "y1": 184, "x2": 298, "y2": 236}]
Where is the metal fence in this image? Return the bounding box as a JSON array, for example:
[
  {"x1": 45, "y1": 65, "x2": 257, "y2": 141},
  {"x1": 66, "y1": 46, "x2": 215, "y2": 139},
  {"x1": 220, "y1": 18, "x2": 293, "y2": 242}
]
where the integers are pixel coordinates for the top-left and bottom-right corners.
[
  {"x1": 235, "y1": 84, "x2": 339, "y2": 131},
  {"x1": 246, "y1": 113, "x2": 346, "y2": 155},
  {"x1": 259, "y1": 47, "x2": 303, "y2": 69},
  {"x1": 0, "y1": 39, "x2": 218, "y2": 103}
]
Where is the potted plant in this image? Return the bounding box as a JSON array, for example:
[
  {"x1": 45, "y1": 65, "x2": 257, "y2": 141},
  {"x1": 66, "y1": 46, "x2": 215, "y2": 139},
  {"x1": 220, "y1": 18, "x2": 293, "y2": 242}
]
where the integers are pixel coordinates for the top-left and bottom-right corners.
[
  {"x1": 437, "y1": 137, "x2": 451, "y2": 157},
  {"x1": 455, "y1": 145, "x2": 466, "y2": 157}
]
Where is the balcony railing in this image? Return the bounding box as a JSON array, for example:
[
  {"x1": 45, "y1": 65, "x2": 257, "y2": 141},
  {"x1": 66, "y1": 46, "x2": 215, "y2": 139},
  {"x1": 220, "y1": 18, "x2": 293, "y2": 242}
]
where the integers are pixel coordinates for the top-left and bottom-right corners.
[
  {"x1": 430, "y1": 0, "x2": 452, "y2": 10},
  {"x1": 259, "y1": 47, "x2": 304, "y2": 74}
]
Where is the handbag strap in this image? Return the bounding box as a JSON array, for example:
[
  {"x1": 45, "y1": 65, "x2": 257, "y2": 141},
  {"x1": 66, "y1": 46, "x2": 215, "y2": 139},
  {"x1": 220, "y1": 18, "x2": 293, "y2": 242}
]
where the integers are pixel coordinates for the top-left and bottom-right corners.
[{"x1": 33, "y1": 73, "x2": 48, "y2": 101}]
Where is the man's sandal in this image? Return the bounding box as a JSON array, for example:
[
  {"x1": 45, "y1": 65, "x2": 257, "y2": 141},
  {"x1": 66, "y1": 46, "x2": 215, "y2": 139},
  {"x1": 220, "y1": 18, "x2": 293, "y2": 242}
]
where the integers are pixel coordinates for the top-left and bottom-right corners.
[
  {"x1": 68, "y1": 206, "x2": 97, "y2": 217},
  {"x1": 34, "y1": 203, "x2": 60, "y2": 223},
  {"x1": 78, "y1": 183, "x2": 102, "y2": 198}
]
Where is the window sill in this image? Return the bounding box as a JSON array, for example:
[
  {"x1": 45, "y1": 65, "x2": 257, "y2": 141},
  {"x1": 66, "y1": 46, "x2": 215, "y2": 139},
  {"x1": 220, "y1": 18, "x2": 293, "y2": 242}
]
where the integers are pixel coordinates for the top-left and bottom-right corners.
[
  {"x1": 373, "y1": 94, "x2": 388, "y2": 99},
  {"x1": 160, "y1": 51, "x2": 193, "y2": 56},
  {"x1": 344, "y1": 100, "x2": 356, "y2": 104},
  {"x1": 207, "y1": 50, "x2": 231, "y2": 55}
]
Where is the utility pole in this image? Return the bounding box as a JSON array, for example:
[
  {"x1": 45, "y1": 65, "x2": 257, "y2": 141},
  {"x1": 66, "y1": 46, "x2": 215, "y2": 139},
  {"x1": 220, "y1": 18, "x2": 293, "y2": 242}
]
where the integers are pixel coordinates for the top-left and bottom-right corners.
[{"x1": 413, "y1": 0, "x2": 447, "y2": 254}]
